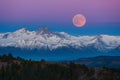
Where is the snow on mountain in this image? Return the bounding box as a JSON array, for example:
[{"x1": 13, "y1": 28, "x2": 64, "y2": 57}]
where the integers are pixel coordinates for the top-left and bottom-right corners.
[{"x1": 0, "y1": 27, "x2": 120, "y2": 51}]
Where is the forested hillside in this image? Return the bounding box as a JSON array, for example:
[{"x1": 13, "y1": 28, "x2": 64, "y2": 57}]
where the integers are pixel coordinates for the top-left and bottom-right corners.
[{"x1": 0, "y1": 54, "x2": 120, "y2": 80}]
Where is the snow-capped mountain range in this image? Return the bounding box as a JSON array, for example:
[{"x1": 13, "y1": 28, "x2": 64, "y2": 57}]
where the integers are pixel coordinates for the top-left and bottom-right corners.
[{"x1": 0, "y1": 27, "x2": 120, "y2": 52}]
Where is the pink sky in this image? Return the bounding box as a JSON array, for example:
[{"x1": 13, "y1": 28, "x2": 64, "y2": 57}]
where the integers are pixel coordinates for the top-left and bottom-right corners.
[{"x1": 0, "y1": 0, "x2": 120, "y2": 24}]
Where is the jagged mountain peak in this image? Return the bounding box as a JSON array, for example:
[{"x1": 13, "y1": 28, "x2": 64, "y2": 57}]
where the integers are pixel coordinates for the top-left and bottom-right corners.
[
  {"x1": 15, "y1": 28, "x2": 28, "y2": 33},
  {"x1": 0, "y1": 27, "x2": 120, "y2": 51},
  {"x1": 93, "y1": 35, "x2": 104, "y2": 40},
  {"x1": 40, "y1": 27, "x2": 49, "y2": 31},
  {"x1": 35, "y1": 27, "x2": 54, "y2": 35}
]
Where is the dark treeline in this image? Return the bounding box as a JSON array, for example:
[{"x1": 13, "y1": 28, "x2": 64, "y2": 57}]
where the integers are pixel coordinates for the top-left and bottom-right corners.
[{"x1": 0, "y1": 54, "x2": 120, "y2": 80}]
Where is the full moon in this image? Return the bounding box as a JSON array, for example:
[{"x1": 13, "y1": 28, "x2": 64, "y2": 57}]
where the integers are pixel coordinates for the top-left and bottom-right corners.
[{"x1": 73, "y1": 14, "x2": 86, "y2": 27}]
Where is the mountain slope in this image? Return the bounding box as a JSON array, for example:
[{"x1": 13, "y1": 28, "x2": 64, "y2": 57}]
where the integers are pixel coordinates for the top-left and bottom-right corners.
[
  {"x1": 0, "y1": 55, "x2": 120, "y2": 80},
  {"x1": 73, "y1": 56, "x2": 120, "y2": 69},
  {"x1": 0, "y1": 27, "x2": 120, "y2": 51}
]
